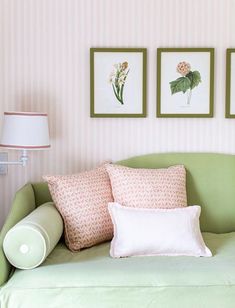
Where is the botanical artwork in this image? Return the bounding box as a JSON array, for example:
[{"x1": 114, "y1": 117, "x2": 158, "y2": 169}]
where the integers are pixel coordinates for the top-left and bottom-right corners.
[
  {"x1": 90, "y1": 48, "x2": 147, "y2": 117},
  {"x1": 109, "y1": 62, "x2": 129, "y2": 105},
  {"x1": 157, "y1": 48, "x2": 214, "y2": 118},
  {"x1": 170, "y1": 61, "x2": 201, "y2": 105}
]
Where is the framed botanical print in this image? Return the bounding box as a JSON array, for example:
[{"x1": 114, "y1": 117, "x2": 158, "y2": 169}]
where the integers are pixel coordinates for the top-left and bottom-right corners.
[
  {"x1": 157, "y1": 48, "x2": 214, "y2": 118},
  {"x1": 226, "y1": 49, "x2": 235, "y2": 118},
  {"x1": 90, "y1": 48, "x2": 147, "y2": 117}
]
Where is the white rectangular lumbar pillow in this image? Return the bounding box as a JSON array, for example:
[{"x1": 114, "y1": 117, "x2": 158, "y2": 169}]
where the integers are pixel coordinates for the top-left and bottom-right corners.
[{"x1": 108, "y1": 203, "x2": 212, "y2": 258}]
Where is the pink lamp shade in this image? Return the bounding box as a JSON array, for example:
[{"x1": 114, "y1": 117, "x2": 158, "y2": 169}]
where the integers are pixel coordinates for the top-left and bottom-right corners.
[{"x1": 0, "y1": 112, "x2": 50, "y2": 149}]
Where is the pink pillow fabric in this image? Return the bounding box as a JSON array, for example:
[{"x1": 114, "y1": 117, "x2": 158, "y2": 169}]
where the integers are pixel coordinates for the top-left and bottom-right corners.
[
  {"x1": 43, "y1": 165, "x2": 114, "y2": 251},
  {"x1": 106, "y1": 164, "x2": 187, "y2": 209}
]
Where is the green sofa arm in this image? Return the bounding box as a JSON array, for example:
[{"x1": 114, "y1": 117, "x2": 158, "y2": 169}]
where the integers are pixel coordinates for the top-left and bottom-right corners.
[{"x1": 0, "y1": 184, "x2": 36, "y2": 286}]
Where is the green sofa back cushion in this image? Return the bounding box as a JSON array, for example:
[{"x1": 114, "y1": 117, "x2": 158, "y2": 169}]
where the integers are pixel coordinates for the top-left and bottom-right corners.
[{"x1": 32, "y1": 153, "x2": 235, "y2": 234}]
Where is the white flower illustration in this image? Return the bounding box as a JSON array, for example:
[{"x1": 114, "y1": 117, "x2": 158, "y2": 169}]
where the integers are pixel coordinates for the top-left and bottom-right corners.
[{"x1": 109, "y1": 61, "x2": 130, "y2": 104}]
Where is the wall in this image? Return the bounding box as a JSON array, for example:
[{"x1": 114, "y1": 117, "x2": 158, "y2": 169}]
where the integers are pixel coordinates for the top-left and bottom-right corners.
[{"x1": 0, "y1": 0, "x2": 235, "y2": 227}]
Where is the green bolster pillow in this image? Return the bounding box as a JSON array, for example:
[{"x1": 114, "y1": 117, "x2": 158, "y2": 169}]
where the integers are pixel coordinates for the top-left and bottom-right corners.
[{"x1": 3, "y1": 202, "x2": 63, "y2": 270}]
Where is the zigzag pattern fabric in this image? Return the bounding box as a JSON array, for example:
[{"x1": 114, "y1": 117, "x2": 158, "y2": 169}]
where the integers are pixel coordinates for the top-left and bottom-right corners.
[
  {"x1": 44, "y1": 165, "x2": 113, "y2": 251},
  {"x1": 106, "y1": 164, "x2": 187, "y2": 209}
]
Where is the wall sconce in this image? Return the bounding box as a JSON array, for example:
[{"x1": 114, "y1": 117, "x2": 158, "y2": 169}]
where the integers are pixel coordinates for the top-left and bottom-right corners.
[{"x1": 0, "y1": 112, "x2": 50, "y2": 166}]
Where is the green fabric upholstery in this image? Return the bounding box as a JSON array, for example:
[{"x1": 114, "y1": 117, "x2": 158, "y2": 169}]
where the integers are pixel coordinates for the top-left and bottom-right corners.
[
  {"x1": 1, "y1": 152, "x2": 235, "y2": 297},
  {"x1": 0, "y1": 184, "x2": 35, "y2": 286},
  {"x1": 1, "y1": 232, "x2": 235, "y2": 307},
  {"x1": 31, "y1": 182, "x2": 52, "y2": 206}
]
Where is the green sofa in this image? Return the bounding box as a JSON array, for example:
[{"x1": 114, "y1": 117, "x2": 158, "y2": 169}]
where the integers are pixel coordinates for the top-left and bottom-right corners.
[{"x1": 1, "y1": 153, "x2": 235, "y2": 308}]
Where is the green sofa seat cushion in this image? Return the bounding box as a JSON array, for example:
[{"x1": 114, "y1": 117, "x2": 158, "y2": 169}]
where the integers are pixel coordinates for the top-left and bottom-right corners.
[{"x1": 1, "y1": 232, "x2": 235, "y2": 307}]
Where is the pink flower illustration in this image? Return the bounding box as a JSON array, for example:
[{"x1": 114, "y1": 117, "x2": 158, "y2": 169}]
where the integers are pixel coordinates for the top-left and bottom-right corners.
[{"x1": 176, "y1": 61, "x2": 191, "y2": 76}]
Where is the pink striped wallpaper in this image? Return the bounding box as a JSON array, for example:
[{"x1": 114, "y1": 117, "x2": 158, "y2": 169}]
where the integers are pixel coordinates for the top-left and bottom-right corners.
[{"x1": 0, "y1": 0, "x2": 235, "y2": 227}]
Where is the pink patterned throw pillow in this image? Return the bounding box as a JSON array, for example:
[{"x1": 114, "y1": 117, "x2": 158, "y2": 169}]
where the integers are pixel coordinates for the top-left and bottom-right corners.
[
  {"x1": 43, "y1": 165, "x2": 114, "y2": 251},
  {"x1": 105, "y1": 164, "x2": 187, "y2": 209}
]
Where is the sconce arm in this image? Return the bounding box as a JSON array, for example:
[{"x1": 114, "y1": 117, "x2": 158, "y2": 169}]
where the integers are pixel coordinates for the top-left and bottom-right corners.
[{"x1": 0, "y1": 150, "x2": 29, "y2": 167}]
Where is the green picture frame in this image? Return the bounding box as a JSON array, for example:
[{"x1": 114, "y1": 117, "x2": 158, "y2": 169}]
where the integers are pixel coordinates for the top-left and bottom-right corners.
[
  {"x1": 157, "y1": 48, "x2": 214, "y2": 118},
  {"x1": 90, "y1": 48, "x2": 147, "y2": 118},
  {"x1": 225, "y1": 49, "x2": 235, "y2": 118}
]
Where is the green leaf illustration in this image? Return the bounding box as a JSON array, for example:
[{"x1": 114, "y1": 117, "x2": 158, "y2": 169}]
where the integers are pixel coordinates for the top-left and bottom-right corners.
[
  {"x1": 112, "y1": 84, "x2": 123, "y2": 104},
  {"x1": 170, "y1": 77, "x2": 191, "y2": 95},
  {"x1": 110, "y1": 63, "x2": 129, "y2": 105},
  {"x1": 186, "y1": 71, "x2": 201, "y2": 89}
]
